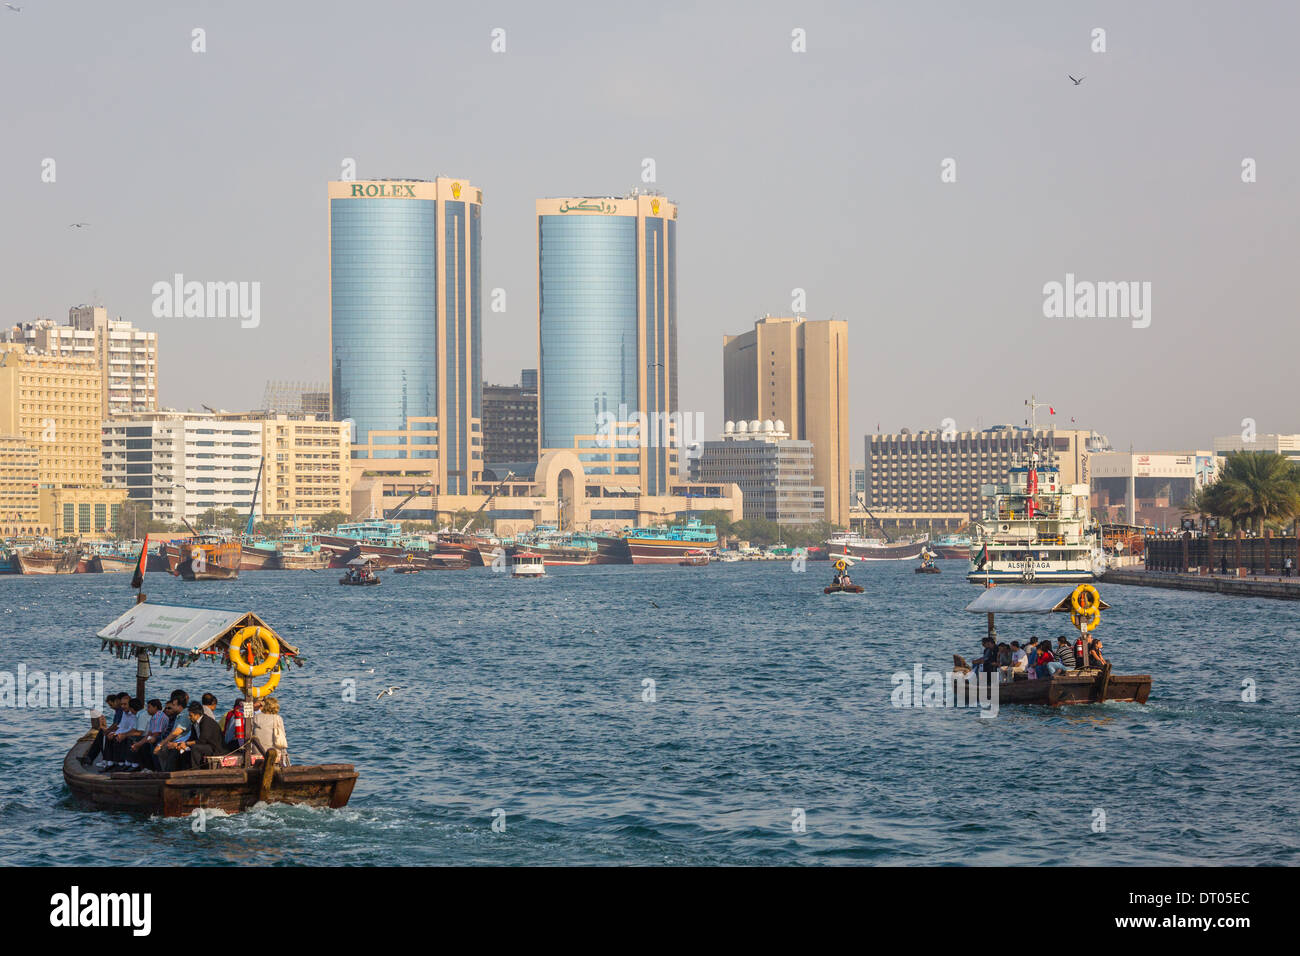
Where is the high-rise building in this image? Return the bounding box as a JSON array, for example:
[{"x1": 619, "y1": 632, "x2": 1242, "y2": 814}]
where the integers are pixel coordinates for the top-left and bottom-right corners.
[
  {"x1": 690, "y1": 419, "x2": 824, "y2": 524},
  {"x1": 483, "y1": 370, "x2": 539, "y2": 471},
  {"x1": 865, "y1": 426, "x2": 1098, "y2": 522},
  {"x1": 0, "y1": 346, "x2": 103, "y2": 488},
  {"x1": 218, "y1": 412, "x2": 351, "y2": 525},
  {"x1": 723, "y1": 315, "x2": 849, "y2": 525},
  {"x1": 537, "y1": 193, "x2": 679, "y2": 494},
  {"x1": 329, "y1": 177, "x2": 483, "y2": 494},
  {"x1": 4, "y1": 305, "x2": 159, "y2": 416}
]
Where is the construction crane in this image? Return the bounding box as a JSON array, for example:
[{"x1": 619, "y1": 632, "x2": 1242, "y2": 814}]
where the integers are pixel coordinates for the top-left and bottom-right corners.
[
  {"x1": 385, "y1": 482, "x2": 434, "y2": 521},
  {"x1": 459, "y1": 471, "x2": 516, "y2": 533}
]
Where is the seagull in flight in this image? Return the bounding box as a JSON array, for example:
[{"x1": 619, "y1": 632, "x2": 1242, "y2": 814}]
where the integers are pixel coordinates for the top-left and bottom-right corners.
[
  {"x1": 4, "y1": 4, "x2": 22, "y2": 12},
  {"x1": 1068, "y1": 75, "x2": 1085, "y2": 86},
  {"x1": 376, "y1": 686, "x2": 400, "y2": 699},
  {"x1": 68, "y1": 222, "x2": 90, "y2": 228}
]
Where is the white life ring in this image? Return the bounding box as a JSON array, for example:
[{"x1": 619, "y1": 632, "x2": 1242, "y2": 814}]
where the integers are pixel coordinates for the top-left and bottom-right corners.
[{"x1": 1022, "y1": 568, "x2": 1036, "y2": 583}]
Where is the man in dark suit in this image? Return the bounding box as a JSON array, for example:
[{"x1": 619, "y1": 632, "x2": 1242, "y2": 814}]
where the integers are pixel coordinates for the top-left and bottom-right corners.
[{"x1": 183, "y1": 701, "x2": 226, "y2": 769}]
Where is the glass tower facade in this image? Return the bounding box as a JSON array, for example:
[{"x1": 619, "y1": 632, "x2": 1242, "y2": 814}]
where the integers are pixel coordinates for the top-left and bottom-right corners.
[
  {"x1": 330, "y1": 196, "x2": 439, "y2": 457},
  {"x1": 330, "y1": 179, "x2": 482, "y2": 493},
  {"x1": 537, "y1": 196, "x2": 678, "y2": 494}
]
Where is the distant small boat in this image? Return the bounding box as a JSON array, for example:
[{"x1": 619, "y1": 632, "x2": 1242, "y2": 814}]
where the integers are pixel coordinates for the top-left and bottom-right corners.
[
  {"x1": 340, "y1": 557, "x2": 381, "y2": 586},
  {"x1": 824, "y1": 583, "x2": 865, "y2": 594},
  {"x1": 511, "y1": 552, "x2": 546, "y2": 578},
  {"x1": 678, "y1": 549, "x2": 709, "y2": 567}
]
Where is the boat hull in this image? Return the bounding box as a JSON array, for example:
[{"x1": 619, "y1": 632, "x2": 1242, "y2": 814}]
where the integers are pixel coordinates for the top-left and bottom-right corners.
[
  {"x1": 956, "y1": 670, "x2": 1151, "y2": 706},
  {"x1": 272, "y1": 549, "x2": 332, "y2": 571},
  {"x1": 593, "y1": 535, "x2": 632, "y2": 565},
  {"x1": 823, "y1": 541, "x2": 926, "y2": 561},
  {"x1": 88, "y1": 554, "x2": 137, "y2": 573},
  {"x1": 15, "y1": 550, "x2": 81, "y2": 574},
  {"x1": 625, "y1": 537, "x2": 719, "y2": 565},
  {"x1": 63, "y1": 735, "x2": 357, "y2": 817},
  {"x1": 965, "y1": 569, "x2": 1100, "y2": 584},
  {"x1": 239, "y1": 545, "x2": 277, "y2": 571}
]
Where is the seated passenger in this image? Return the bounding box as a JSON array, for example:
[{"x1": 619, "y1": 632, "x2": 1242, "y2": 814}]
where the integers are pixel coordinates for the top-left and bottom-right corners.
[
  {"x1": 1009, "y1": 642, "x2": 1027, "y2": 679},
  {"x1": 82, "y1": 692, "x2": 128, "y2": 767},
  {"x1": 131, "y1": 699, "x2": 168, "y2": 771},
  {"x1": 183, "y1": 701, "x2": 226, "y2": 769},
  {"x1": 1054, "y1": 635, "x2": 1078, "y2": 669},
  {"x1": 104, "y1": 697, "x2": 139, "y2": 769},
  {"x1": 1037, "y1": 644, "x2": 1064, "y2": 677},
  {"x1": 248, "y1": 696, "x2": 290, "y2": 766},
  {"x1": 997, "y1": 642, "x2": 1012, "y2": 681}
]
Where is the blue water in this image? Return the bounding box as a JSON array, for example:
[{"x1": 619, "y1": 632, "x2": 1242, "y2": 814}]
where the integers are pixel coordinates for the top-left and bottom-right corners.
[{"x1": 1, "y1": 562, "x2": 1297, "y2": 865}]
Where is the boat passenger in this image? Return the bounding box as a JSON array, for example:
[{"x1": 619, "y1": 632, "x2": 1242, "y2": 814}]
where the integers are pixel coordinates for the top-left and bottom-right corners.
[
  {"x1": 997, "y1": 643, "x2": 1012, "y2": 681},
  {"x1": 82, "y1": 692, "x2": 127, "y2": 767},
  {"x1": 841, "y1": 571, "x2": 853, "y2": 587},
  {"x1": 154, "y1": 696, "x2": 194, "y2": 772},
  {"x1": 201, "y1": 693, "x2": 219, "y2": 722},
  {"x1": 1054, "y1": 635, "x2": 1077, "y2": 669},
  {"x1": 1025, "y1": 637, "x2": 1040, "y2": 674},
  {"x1": 249, "y1": 696, "x2": 290, "y2": 766},
  {"x1": 1009, "y1": 642, "x2": 1028, "y2": 680},
  {"x1": 130, "y1": 699, "x2": 168, "y2": 771},
  {"x1": 180, "y1": 701, "x2": 226, "y2": 769},
  {"x1": 1087, "y1": 636, "x2": 1107, "y2": 668},
  {"x1": 104, "y1": 697, "x2": 140, "y2": 768},
  {"x1": 1036, "y1": 645, "x2": 1063, "y2": 678}
]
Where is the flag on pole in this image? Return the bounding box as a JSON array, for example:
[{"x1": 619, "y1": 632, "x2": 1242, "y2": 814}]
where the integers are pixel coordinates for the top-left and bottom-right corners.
[
  {"x1": 130, "y1": 534, "x2": 148, "y2": 590},
  {"x1": 1049, "y1": 407, "x2": 1055, "y2": 415}
]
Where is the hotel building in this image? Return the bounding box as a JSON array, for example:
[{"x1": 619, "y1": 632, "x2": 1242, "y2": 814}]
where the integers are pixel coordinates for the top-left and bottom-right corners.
[
  {"x1": 220, "y1": 412, "x2": 352, "y2": 525},
  {"x1": 536, "y1": 193, "x2": 679, "y2": 495},
  {"x1": 329, "y1": 178, "x2": 483, "y2": 495},
  {"x1": 0, "y1": 346, "x2": 104, "y2": 488},
  {"x1": 1091, "y1": 451, "x2": 1218, "y2": 529},
  {"x1": 863, "y1": 426, "x2": 1098, "y2": 526},
  {"x1": 723, "y1": 315, "x2": 849, "y2": 525}
]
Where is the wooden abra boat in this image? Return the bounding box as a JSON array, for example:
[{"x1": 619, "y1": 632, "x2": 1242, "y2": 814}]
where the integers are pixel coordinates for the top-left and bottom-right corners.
[
  {"x1": 824, "y1": 583, "x2": 865, "y2": 594},
  {"x1": 64, "y1": 733, "x2": 357, "y2": 816},
  {"x1": 339, "y1": 556, "x2": 381, "y2": 585},
  {"x1": 678, "y1": 549, "x2": 710, "y2": 567},
  {"x1": 957, "y1": 585, "x2": 1151, "y2": 706},
  {"x1": 64, "y1": 599, "x2": 358, "y2": 816}
]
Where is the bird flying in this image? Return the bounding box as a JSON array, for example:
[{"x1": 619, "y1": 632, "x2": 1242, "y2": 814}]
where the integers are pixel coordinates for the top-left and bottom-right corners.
[
  {"x1": 376, "y1": 686, "x2": 400, "y2": 699},
  {"x1": 68, "y1": 222, "x2": 90, "y2": 228},
  {"x1": 1068, "y1": 75, "x2": 1085, "y2": 86},
  {"x1": 4, "y1": 4, "x2": 22, "y2": 13}
]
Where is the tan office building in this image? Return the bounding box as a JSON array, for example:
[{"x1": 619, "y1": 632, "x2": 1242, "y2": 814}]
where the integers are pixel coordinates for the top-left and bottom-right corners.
[
  {"x1": 723, "y1": 315, "x2": 849, "y2": 525},
  {"x1": 223, "y1": 413, "x2": 352, "y2": 524},
  {"x1": 39, "y1": 485, "x2": 129, "y2": 538},
  {"x1": 0, "y1": 347, "x2": 103, "y2": 488},
  {"x1": 0, "y1": 436, "x2": 43, "y2": 535}
]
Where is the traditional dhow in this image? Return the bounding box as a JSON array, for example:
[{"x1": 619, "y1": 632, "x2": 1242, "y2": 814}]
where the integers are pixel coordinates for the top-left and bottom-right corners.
[
  {"x1": 821, "y1": 530, "x2": 928, "y2": 561},
  {"x1": 623, "y1": 518, "x2": 719, "y2": 565},
  {"x1": 15, "y1": 547, "x2": 81, "y2": 574}
]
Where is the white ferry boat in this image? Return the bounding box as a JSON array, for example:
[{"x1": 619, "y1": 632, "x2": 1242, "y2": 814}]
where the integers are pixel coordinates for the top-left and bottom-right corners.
[{"x1": 967, "y1": 406, "x2": 1104, "y2": 585}]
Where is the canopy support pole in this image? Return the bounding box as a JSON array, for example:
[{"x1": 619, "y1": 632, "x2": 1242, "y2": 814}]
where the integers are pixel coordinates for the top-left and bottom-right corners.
[{"x1": 987, "y1": 612, "x2": 996, "y2": 639}]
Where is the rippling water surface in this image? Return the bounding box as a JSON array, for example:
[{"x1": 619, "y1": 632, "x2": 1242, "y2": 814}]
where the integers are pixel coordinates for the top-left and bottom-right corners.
[{"x1": 1, "y1": 561, "x2": 1297, "y2": 865}]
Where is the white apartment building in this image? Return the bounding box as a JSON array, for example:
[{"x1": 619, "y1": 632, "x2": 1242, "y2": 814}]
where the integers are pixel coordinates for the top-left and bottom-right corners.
[
  {"x1": 103, "y1": 412, "x2": 263, "y2": 525},
  {"x1": 1213, "y1": 433, "x2": 1300, "y2": 462}
]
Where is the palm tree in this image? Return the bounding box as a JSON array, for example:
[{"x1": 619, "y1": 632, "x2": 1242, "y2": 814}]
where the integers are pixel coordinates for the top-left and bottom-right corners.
[{"x1": 1193, "y1": 451, "x2": 1300, "y2": 531}]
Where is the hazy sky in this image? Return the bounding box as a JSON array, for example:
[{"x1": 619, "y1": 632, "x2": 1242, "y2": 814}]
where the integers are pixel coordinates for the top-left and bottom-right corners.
[{"x1": 3, "y1": 0, "x2": 1297, "y2": 454}]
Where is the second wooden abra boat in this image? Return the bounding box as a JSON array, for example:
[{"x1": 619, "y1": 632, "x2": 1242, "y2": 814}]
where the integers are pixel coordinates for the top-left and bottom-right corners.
[
  {"x1": 64, "y1": 601, "x2": 358, "y2": 816},
  {"x1": 956, "y1": 585, "x2": 1151, "y2": 705}
]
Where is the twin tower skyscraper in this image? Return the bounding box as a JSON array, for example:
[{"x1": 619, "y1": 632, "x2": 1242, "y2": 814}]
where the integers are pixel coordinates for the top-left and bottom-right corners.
[{"x1": 328, "y1": 179, "x2": 679, "y2": 496}]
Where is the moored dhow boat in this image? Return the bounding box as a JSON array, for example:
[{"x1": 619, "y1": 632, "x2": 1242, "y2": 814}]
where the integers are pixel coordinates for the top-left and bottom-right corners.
[
  {"x1": 821, "y1": 530, "x2": 928, "y2": 561},
  {"x1": 623, "y1": 517, "x2": 719, "y2": 565},
  {"x1": 64, "y1": 600, "x2": 358, "y2": 816},
  {"x1": 954, "y1": 584, "x2": 1150, "y2": 706},
  {"x1": 15, "y1": 546, "x2": 82, "y2": 574}
]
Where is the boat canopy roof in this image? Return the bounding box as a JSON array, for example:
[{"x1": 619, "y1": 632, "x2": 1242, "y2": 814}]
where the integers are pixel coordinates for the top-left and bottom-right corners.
[
  {"x1": 96, "y1": 603, "x2": 299, "y2": 668},
  {"x1": 964, "y1": 586, "x2": 1111, "y2": 614}
]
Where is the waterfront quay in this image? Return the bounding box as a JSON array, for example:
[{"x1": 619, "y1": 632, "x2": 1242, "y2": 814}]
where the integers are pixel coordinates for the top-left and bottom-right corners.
[{"x1": 1102, "y1": 567, "x2": 1300, "y2": 600}]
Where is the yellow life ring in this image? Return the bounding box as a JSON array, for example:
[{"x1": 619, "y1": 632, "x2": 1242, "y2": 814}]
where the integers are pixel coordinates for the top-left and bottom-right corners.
[
  {"x1": 228, "y1": 626, "x2": 280, "y2": 677},
  {"x1": 1071, "y1": 611, "x2": 1099, "y2": 633},
  {"x1": 1070, "y1": 584, "x2": 1101, "y2": 616},
  {"x1": 834, "y1": 559, "x2": 848, "y2": 571},
  {"x1": 234, "y1": 667, "x2": 281, "y2": 698}
]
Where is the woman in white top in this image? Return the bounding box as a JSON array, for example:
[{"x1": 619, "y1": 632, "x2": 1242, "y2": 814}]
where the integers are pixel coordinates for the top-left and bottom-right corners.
[{"x1": 249, "y1": 696, "x2": 290, "y2": 765}]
